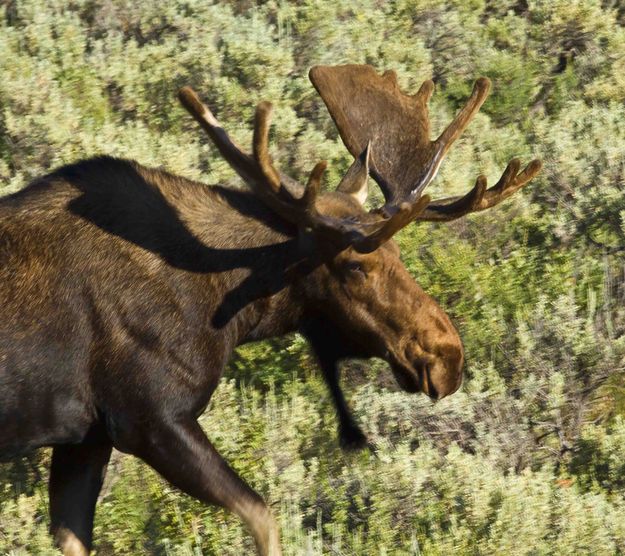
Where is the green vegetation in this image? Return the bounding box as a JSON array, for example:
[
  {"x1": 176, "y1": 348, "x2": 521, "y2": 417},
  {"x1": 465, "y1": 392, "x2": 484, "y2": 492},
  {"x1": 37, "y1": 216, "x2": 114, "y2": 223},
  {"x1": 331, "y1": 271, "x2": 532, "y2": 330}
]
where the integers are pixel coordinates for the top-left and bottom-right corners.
[{"x1": 2, "y1": 0, "x2": 625, "y2": 553}]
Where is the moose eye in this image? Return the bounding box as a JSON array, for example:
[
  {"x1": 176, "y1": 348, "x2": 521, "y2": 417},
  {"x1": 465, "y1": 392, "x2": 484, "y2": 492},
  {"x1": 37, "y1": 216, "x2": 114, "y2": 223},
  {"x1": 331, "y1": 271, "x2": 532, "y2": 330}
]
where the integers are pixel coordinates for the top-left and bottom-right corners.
[{"x1": 345, "y1": 261, "x2": 366, "y2": 278}]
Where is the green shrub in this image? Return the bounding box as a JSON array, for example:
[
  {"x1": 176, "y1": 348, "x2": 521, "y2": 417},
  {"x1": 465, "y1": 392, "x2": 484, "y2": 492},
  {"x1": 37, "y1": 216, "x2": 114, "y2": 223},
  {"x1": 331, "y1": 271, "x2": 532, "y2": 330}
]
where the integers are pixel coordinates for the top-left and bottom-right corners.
[{"x1": 2, "y1": 1, "x2": 625, "y2": 554}]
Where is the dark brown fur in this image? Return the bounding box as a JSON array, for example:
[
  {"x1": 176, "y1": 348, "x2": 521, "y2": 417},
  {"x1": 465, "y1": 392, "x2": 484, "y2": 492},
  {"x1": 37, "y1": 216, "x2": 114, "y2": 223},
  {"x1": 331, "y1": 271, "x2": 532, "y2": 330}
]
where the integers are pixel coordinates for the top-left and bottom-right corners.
[{"x1": 0, "y1": 155, "x2": 464, "y2": 555}]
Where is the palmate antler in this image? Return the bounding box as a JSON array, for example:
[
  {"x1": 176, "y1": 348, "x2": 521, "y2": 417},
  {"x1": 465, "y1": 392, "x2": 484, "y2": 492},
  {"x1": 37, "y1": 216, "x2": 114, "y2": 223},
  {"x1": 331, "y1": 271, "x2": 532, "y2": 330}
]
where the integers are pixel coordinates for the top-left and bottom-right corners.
[
  {"x1": 309, "y1": 64, "x2": 541, "y2": 221},
  {"x1": 178, "y1": 86, "x2": 430, "y2": 253},
  {"x1": 179, "y1": 64, "x2": 541, "y2": 252}
]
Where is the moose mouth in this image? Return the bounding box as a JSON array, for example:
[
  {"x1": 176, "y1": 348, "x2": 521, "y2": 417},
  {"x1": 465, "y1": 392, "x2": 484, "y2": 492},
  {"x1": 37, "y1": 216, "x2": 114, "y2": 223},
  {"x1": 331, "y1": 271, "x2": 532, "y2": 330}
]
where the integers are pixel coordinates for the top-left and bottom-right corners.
[{"x1": 388, "y1": 353, "x2": 435, "y2": 398}]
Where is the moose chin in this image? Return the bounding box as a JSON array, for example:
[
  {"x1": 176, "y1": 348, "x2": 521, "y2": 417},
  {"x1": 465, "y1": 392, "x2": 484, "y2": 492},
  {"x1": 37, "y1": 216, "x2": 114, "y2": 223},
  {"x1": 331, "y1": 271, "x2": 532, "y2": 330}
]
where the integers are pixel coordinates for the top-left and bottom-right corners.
[{"x1": 0, "y1": 64, "x2": 540, "y2": 556}]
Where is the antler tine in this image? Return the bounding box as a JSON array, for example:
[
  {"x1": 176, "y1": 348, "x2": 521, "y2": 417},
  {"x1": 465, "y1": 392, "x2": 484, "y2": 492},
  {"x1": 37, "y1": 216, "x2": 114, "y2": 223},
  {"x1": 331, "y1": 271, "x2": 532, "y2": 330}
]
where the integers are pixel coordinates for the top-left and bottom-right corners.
[
  {"x1": 356, "y1": 196, "x2": 432, "y2": 253},
  {"x1": 435, "y1": 78, "x2": 491, "y2": 154},
  {"x1": 416, "y1": 80, "x2": 435, "y2": 103},
  {"x1": 414, "y1": 176, "x2": 487, "y2": 222},
  {"x1": 251, "y1": 101, "x2": 329, "y2": 226},
  {"x1": 416, "y1": 159, "x2": 542, "y2": 222},
  {"x1": 393, "y1": 78, "x2": 490, "y2": 201},
  {"x1": 303, "y1": 161, "x2": 327, "y2": 211},
  {"x1": 408, "y1": 77, "x2": 491, "y2": 199},
  {"x1": 179, "y1": 87, "x2": 308, "y2": 224},
  {"x1": 252, "y1": 101, "x2": 282, "y2": 193},
  {"x1": 490, "y1": 158, "x2": 522, "y2": 192},
  {"x1": 492, "y1": 158, "x2": 542, "y2": 198},
  {"x1": 249, "y1": 100, "x2": 367, "y2": 242},
  {"x1": 178, "y1": 87, "x2": 256, "y2": 182}
]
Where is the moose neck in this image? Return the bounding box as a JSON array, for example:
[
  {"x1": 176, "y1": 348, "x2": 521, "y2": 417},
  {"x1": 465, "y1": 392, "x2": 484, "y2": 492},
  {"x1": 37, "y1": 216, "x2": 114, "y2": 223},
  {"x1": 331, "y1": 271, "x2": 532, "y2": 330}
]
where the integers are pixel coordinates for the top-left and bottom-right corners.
[{"x1": 165, "y1": 181, "x2": 309, "y2": 346}]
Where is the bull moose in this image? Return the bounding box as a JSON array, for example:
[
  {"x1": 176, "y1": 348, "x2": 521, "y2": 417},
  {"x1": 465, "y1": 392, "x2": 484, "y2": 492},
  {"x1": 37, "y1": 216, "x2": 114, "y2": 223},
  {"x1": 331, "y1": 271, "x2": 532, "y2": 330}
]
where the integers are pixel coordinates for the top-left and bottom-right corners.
[{"x1": 0, "y1": 65, "x2": 541, "y2": 555}]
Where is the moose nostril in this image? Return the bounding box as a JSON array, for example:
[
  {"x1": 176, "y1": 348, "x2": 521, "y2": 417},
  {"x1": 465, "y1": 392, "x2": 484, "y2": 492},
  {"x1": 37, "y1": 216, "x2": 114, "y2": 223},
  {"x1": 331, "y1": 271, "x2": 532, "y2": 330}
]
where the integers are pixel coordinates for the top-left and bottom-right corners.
[
  {"x1": 428, "y1": 379, "x2": 439, "y2": 401},
  {"x1": 419, "y1": 362, "x2": 440, "y2": 401}
]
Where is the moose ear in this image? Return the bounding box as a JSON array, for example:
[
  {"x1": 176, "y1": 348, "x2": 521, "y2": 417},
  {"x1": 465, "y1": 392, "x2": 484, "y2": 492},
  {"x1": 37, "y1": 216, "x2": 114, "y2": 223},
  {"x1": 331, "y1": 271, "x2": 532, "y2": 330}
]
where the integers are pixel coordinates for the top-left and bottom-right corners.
[{"x1": 337, "y1": 142, "x2": 371, "y2": 206}]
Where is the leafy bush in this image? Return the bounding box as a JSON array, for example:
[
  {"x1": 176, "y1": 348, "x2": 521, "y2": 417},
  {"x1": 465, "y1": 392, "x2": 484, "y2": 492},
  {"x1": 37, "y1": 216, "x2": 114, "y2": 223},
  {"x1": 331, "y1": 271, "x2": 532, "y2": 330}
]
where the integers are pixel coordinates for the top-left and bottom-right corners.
[{"x1": 1, "y1": 0, "x2": 625, "y2": 554}]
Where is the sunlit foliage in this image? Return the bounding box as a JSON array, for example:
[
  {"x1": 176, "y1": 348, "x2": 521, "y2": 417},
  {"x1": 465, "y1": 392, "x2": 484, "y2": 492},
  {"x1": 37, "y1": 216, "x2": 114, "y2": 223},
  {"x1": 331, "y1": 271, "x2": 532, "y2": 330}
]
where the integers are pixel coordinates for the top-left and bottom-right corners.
[{"x1": 1, "y1": 0, "x2": 625, "y2": 553}]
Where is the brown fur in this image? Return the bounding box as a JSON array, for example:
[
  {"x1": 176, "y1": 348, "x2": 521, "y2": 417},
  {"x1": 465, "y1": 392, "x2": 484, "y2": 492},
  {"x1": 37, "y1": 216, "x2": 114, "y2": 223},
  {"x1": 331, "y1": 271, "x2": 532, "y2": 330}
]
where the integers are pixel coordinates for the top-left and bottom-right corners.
[{"x1": 0, "y1": 155, "x2": 462, "y2": 555}]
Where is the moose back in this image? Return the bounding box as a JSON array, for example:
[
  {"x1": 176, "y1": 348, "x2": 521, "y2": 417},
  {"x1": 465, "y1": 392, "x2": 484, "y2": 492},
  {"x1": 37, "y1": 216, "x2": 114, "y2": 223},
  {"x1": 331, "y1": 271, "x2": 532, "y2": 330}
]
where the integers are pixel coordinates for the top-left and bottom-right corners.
[{"x1": 0, "y1": 65, "x2": 540, "y2": 556}]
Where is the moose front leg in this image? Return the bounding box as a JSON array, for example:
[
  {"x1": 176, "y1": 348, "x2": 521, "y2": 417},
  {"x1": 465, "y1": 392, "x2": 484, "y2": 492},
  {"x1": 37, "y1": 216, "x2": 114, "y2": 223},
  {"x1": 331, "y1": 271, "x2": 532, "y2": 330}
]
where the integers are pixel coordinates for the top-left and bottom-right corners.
[
  {"x1": 318, "y1": 357, "x2": 368, "y2": 450},
  {"x1": 49, "y1": 440, "x2": 113, "y2": 556},
  {"x1": 128, "y1": 418, "x2": 281, "y2": 556},
  {"x1": 304, "y1": 324, "x2": 368, "y2": 450}
]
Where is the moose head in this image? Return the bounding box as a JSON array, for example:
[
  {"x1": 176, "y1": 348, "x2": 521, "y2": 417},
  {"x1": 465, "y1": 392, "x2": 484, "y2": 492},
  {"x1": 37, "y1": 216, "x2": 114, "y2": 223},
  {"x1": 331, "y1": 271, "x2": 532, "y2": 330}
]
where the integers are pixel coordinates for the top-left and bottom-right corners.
[{"x1": 179, "y1": 64, "x2": 541, "y2": 404}]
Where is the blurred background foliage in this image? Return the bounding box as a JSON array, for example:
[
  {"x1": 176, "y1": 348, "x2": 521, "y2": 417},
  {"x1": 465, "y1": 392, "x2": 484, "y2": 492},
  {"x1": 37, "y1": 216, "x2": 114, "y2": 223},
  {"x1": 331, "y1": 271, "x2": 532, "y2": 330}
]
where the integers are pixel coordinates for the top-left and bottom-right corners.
[{"x1": 2, "y1": 0, "x2": 625, "y2": 553}]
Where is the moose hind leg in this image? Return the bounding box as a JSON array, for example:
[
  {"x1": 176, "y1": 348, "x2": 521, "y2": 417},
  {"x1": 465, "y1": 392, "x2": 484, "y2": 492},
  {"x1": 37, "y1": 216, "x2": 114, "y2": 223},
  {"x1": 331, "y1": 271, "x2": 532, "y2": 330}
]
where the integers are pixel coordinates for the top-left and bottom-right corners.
[
  {"x1": 130, "y1": 418, "x2": 281, "y2": 556},
  {"x1": 49, "y1": 440, "x2": 113, "y2": 556}
]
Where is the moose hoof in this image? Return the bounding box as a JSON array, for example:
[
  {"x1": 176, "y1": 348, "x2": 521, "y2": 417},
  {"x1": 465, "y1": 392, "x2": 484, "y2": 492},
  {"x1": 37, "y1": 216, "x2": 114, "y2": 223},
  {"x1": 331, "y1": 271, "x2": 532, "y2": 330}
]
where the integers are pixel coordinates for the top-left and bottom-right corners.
[
  {"x1": 53, "y1": 527, "x2": 89, "y2": 556},
  {"x1": 339, "y1": 425, "x2": 368, "y2": 451}
]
